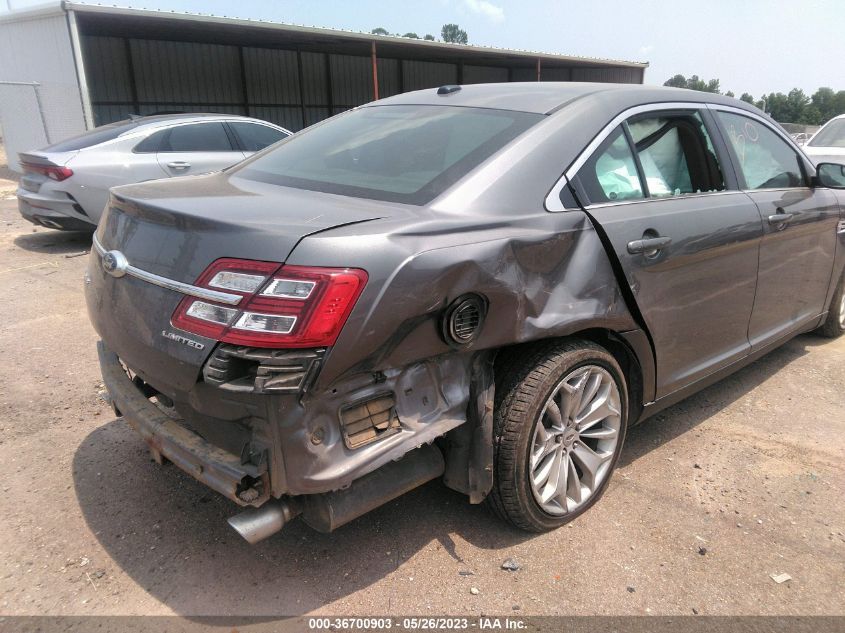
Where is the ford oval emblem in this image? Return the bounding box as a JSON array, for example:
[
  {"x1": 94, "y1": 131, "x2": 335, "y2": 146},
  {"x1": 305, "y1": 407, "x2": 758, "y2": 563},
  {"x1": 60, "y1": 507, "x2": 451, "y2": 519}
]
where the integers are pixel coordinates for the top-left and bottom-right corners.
[{"x1": 102, "y1": 250, "x2": 129, "y2": 278}]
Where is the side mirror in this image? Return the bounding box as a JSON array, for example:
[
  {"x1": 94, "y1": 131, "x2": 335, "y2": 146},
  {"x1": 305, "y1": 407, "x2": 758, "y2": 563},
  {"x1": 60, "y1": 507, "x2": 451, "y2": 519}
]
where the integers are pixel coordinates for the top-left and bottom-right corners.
[{"x1": 816, "y1": 162, "x2": 845, "y2": 189}]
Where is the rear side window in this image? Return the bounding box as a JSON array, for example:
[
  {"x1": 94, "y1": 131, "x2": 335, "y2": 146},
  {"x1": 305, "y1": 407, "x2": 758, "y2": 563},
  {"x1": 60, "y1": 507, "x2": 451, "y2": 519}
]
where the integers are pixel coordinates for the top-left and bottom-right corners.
[
  {"x1": 43, "y1": 120, "x2": 138, "y2": 152},
  {"x1": 229, "y1": 122, "x2": 288, "y2": 151},
  {"x1": 166, "y1": 123, "x2": 233, "y2": 152},
  {"x1": 235, "y1": 105, "x2": 543, "y2": 205},
  {"x1": 627, "y1": 113, "x2": 725, "y2": 197},
  {"x1": 133, "y1": 129, "x2": 168, "y2": 153},
  {"x1": 574, "y1": 111, "x2": 725, "y2": 205},
  {"x1": 716, "y1": 111, "x2": 805, "y2": 189}
]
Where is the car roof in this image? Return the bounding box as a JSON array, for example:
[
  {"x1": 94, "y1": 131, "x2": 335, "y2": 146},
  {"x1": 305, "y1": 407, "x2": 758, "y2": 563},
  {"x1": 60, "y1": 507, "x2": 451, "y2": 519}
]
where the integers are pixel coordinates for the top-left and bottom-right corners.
[
  {"x1": 371, "y1": 82, "x2": 760, "y2": 117},
  {"x1": 128, "y1": 112, "x2": 274, "y2": 130}
]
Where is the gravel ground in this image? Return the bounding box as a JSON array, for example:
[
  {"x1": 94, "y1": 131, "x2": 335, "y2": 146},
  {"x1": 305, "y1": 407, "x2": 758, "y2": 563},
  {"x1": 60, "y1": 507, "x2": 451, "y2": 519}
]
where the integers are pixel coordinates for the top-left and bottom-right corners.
[{"x1": 0, "y1": 198, "x2": 843, "y2": 618}]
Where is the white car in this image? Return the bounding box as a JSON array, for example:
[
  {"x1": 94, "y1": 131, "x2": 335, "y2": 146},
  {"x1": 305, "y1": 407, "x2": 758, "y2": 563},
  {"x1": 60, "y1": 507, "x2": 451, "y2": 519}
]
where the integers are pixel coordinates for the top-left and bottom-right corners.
[
  {"x1": 803, "y1": 114, "x2": 845, "y2": 166},
  {"x1": 17, "y1": 114, "x2": 291, "y2": 231}
]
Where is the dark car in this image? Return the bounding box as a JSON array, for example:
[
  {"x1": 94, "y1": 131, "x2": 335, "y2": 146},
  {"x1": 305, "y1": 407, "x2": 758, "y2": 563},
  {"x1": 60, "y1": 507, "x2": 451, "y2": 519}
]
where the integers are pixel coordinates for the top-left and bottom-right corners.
[{"x1": 85, "y1": 83, "x2": 845, "y2": 542}]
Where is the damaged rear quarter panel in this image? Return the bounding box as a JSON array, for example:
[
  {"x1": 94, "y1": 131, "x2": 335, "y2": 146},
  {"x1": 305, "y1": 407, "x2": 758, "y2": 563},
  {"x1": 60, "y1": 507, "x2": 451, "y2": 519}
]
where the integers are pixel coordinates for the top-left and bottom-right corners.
[{"x1": 278, "y1": 209, "x2": 640, "y2": 495}]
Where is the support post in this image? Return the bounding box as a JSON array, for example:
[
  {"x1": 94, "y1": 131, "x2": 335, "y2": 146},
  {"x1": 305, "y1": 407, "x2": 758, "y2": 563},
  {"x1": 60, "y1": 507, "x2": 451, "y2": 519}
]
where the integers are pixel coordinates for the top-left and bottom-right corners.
[
  {"x1": 371, "y1": 41, "x2": 379, "y2": 100},
  {"x1": 536, "y1": 57, "x2": 542, "y2": 82}
]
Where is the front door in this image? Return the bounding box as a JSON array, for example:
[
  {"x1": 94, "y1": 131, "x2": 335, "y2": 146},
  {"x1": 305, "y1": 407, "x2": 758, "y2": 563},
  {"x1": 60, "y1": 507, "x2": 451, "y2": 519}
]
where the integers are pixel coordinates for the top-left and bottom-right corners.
[
  {"x1": 569, "y1": 107, "x2": 763, "y2": 399},
  {"x1": 713, "y1": 109, "x2": 839, "y2": 347}
]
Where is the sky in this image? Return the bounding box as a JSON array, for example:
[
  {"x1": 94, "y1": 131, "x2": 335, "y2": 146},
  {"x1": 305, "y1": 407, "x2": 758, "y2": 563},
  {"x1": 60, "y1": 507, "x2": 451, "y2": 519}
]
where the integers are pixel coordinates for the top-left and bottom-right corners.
[{"x1": 3, "y1": 0, "x2": 844, "y2": 97}]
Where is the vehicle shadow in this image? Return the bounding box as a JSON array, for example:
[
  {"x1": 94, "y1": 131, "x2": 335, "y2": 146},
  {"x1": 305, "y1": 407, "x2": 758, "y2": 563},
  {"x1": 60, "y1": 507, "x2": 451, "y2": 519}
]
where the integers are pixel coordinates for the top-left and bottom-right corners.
[
  {"x1": 72, "y1": 333, "x2": 825, "y2": 617},
  {"x1": 13, "y1": 229, "x2": 92, "y2": 255},
  {"x1": 619, "y1": 333, "x2": 822, "y2": 468}
]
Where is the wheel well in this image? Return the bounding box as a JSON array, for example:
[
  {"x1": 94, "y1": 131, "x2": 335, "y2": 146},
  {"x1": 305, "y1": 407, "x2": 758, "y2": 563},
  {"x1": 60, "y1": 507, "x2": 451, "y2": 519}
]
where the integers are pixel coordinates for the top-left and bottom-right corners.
[{"x1": 491, "y1": 329, "x2": 645, "y2": 424}]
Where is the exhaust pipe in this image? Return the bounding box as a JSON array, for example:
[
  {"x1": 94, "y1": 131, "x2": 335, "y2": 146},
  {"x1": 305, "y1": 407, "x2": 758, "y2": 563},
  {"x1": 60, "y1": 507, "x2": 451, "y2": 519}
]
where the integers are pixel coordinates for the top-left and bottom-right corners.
[
  {"x1": 227, "y1": 444, "x2": 445, "y2": 543},
  {"x1": 227, "y1": 498, "x2": 300, "y2": 545},
  {"x1": 302, "y1": 444, "x2": 445, "y2": 533}
]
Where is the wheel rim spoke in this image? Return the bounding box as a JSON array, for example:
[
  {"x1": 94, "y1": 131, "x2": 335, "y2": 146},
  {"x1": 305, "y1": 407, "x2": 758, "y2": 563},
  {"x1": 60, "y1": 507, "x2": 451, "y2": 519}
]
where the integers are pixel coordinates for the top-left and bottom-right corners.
[
  {"x1": 544, "y1": 400, "x2": 564, "y2": 430},
  {"x1": 539, "y1": 446, "x2": 563, "y2": 503},
  {"x1": 579, "y1": 426, "x2": 618, "y2": 440},
  {"x1": 533, "y1": 449, "x2": 557, "y2": 489},
  {"x1": 571, "y1": 442, "x2": 610, "y2": 489},
  {"x1": 576, "y1": 383, "x2": 619, "y2": 431},
  {"x1": 567, "y1": 455, "x2": 582, "y2": 505}
]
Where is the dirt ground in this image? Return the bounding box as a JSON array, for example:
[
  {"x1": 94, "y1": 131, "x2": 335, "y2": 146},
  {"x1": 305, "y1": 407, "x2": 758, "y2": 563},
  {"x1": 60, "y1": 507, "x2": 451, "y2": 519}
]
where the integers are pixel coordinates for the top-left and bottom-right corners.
[{"x1": 0, "y1": 192, "x2": 843, "y2": 619}]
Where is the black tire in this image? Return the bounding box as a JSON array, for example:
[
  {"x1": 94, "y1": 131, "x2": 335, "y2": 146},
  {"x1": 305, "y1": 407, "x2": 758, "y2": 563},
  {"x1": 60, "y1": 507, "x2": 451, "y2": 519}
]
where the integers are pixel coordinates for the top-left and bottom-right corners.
[
  {"x1": 817, "y1": 273, "x2": 845, "y2": 339},
  {"x1": 487, "y1": 339, "x2": 628, "y2": 532}
]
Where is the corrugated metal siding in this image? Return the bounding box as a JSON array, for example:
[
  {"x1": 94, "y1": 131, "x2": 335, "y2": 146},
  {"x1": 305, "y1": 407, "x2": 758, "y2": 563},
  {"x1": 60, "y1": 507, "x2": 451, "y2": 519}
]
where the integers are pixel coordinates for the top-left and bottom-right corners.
[
  {"x1": 73, "y1": 33, "x2": 644, "y2": 133},
  {"x1": 243, "y1": 47, "x2": 300, "y2": 105},
  {"x1": 463, "y1": 65, "x2": 508, "y2": 84},
  {"x1": 377, "y1": 58, "x2": 401, "y2": 98},
  {"x1": 402, "y1": 60, "x2": 458, "y2": 91},
  {"x1": 540, "y1": 67, "x2": 572, "y2": 81},
  {"x1": 82, "y1": 36, "x2": 133, "y2": 102},
  {"x1": 330, "y1": 54, "x2": 372, "y2": 109},
  {"x1": 131, "y1": 39, "x2": 243, "y2": 105},
  {"x1": 571, "y1": 66, "x2": 640, "y2": 83}
]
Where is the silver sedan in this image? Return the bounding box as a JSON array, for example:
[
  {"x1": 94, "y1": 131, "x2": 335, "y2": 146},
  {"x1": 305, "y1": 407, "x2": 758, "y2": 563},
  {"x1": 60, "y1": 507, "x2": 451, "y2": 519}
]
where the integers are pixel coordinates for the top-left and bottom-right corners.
[{"x1": 16, "y1": 113, "x2": 291, "y2": 231}]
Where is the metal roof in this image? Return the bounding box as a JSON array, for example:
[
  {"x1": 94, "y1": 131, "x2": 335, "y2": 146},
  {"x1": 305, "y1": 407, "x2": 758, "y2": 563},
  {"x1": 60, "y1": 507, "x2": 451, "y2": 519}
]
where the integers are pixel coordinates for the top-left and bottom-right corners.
[{"x1": 0, "y1": 1, "x2": 648, "y2": 70}]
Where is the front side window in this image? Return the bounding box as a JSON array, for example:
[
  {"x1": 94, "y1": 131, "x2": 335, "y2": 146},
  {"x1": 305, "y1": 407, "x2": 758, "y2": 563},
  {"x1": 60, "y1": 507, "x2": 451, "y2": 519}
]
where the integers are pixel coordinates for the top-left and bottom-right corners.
[
  {"x1": 235, "y1": 105, "x2": 543, "y2": 205},
  {"x1": 229, "y1": 122, "x2": 288, "y2": 151},
  {"x1": 716, "y1": 111, "x2": 805, "y2": 189}
]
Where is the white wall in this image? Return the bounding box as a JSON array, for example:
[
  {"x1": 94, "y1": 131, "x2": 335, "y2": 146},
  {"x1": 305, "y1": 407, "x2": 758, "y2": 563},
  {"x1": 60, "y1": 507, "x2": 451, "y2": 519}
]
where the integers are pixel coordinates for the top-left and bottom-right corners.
[{"x1": 0, "y1": 10, "x2": 86, "y2": 170}]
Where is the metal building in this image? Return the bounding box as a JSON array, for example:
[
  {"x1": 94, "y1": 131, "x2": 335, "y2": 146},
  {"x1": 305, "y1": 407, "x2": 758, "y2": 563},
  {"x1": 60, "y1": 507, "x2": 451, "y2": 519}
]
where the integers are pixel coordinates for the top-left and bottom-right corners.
[{"x1": 0, "y1": 1, "x2": 647, "y2": 171}]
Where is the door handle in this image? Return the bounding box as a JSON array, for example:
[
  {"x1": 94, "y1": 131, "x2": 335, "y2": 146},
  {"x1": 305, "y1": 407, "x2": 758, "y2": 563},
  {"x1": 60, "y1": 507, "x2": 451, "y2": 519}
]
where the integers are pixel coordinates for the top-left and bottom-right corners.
[
  {"x1": 627, "y1": 236, "x2": 672, "y2": 255},
  {"x1": 167, "y1": 161, "x2": 191, "y2": 170},
  {"x1": 767, "y1": 211, "x2": 794, "y2": 227}
]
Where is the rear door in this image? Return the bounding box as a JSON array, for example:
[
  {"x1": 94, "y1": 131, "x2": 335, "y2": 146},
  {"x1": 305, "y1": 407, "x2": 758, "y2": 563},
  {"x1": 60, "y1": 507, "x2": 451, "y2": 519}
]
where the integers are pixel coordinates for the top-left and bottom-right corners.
[
  {"x1": 711, "y1": 107, "x2": 839, "y2": 348},
  {"x1": 153, "y1": 121, "x2": 246, "y2": 176},
  {"x1": 567, "y1": 104, "x2": 764, "y2": 399}
]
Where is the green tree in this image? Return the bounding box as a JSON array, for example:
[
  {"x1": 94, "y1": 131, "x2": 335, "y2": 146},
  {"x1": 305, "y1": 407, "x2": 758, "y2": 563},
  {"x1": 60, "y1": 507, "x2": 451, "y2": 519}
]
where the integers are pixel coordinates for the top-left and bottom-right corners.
[
  {"x1": 740, "y1": 93, "x2": 755, "y2": 104},
  {"x1": 662, "y1": 74, "x2": 720, "y2": 93},
  {"x1": 371, "y1": 27, "x2": 389, "y2": 36},
  {"x1": 424, "y1": 34, "x2": 435, "y2": 41},
  {"x1": 725, "y1": 90, "x2": 735, "y2": 98},
  {"x1": 811, "y1": 87, "x2": 837, "y2": 123},
  {"x1": 663, "y1": 74, "x2": 688, "y2": 89},
  {"x1": 441, "y1": 23, "x2": 468, "y2": 44},
  {"x1": 402, "y1": 32, "x2": 420, "y2": 39}
]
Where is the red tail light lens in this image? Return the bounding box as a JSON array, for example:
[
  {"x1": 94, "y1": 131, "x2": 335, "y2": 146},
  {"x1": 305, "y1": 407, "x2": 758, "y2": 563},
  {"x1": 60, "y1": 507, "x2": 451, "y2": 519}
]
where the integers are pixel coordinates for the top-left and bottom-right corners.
[
  {"x1": 22, "y1": 163, "x2": 73, "y2": 182},
  {"x1": 171, "y1": 258, "x2": 368, "y2": 348}
]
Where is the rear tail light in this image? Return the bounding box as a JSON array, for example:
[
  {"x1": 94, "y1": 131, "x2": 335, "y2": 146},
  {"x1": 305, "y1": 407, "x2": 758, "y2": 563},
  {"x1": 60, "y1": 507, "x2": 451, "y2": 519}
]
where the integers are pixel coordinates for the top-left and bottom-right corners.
[
  {"x1": 21, "y1": 162, "x2": 73, "y2": 182},
  {"x1": 171, "y1": 258, "x2": 368, "y2": 348}
]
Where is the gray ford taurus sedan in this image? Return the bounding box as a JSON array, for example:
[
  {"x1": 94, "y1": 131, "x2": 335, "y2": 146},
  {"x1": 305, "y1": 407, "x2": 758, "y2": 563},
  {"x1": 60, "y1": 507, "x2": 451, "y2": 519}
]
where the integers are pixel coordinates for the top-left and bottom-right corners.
[{"x1": 85, "y1": 83, "x2": 845, "y2": 542}]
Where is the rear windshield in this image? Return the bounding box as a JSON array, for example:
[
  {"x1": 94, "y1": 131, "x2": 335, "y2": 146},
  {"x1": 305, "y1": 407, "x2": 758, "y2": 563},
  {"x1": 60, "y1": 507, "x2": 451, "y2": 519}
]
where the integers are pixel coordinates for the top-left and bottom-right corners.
[
  {"x1": 43, "y1": 120, "x2": 139, "y2": 152},
  {"x1": 235, "y1": 105, "x2": 543, "y2": 205},
  {"x1": 809, "y1": 119, "x2": 845, "y2": 148}
]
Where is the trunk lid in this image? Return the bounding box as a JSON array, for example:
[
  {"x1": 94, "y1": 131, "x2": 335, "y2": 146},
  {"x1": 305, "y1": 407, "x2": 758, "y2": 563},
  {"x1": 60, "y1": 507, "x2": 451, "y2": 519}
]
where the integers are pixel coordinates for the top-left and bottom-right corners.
[
  {"x1": 18, "y1": 151, "x2": 78, "y2": 192},
  {"x1": 87, "y1": 171, "x2": 389, "y2": 392}
]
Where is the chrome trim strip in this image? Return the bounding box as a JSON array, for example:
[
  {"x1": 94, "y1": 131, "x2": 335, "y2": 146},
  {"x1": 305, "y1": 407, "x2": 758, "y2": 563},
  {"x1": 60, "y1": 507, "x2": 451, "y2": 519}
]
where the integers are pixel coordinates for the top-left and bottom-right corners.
[
  {"x1": 545, "y1": 101, "x2": 705, "y2": 212},
  {"x1": 91, "y1": 234, "x2": 243, "y2": 306}
]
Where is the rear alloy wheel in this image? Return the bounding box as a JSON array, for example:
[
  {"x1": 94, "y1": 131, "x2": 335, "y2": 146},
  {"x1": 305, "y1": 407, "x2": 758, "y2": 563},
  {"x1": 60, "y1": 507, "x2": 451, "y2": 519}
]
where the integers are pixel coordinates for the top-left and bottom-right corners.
[
  {"x1": 818, "y1": 273, "x2": 845, "y2": 339},
  {"x1": 488, "y1": 341, "x2": 628, "y2": 532}
]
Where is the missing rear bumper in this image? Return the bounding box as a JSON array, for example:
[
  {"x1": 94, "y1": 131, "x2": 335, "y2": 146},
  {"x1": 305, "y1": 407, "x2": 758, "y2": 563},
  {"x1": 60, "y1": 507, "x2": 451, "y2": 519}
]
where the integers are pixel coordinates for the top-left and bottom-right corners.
[{"x1": 97, "y1": 341, "x2": 270, "y2": 507}]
